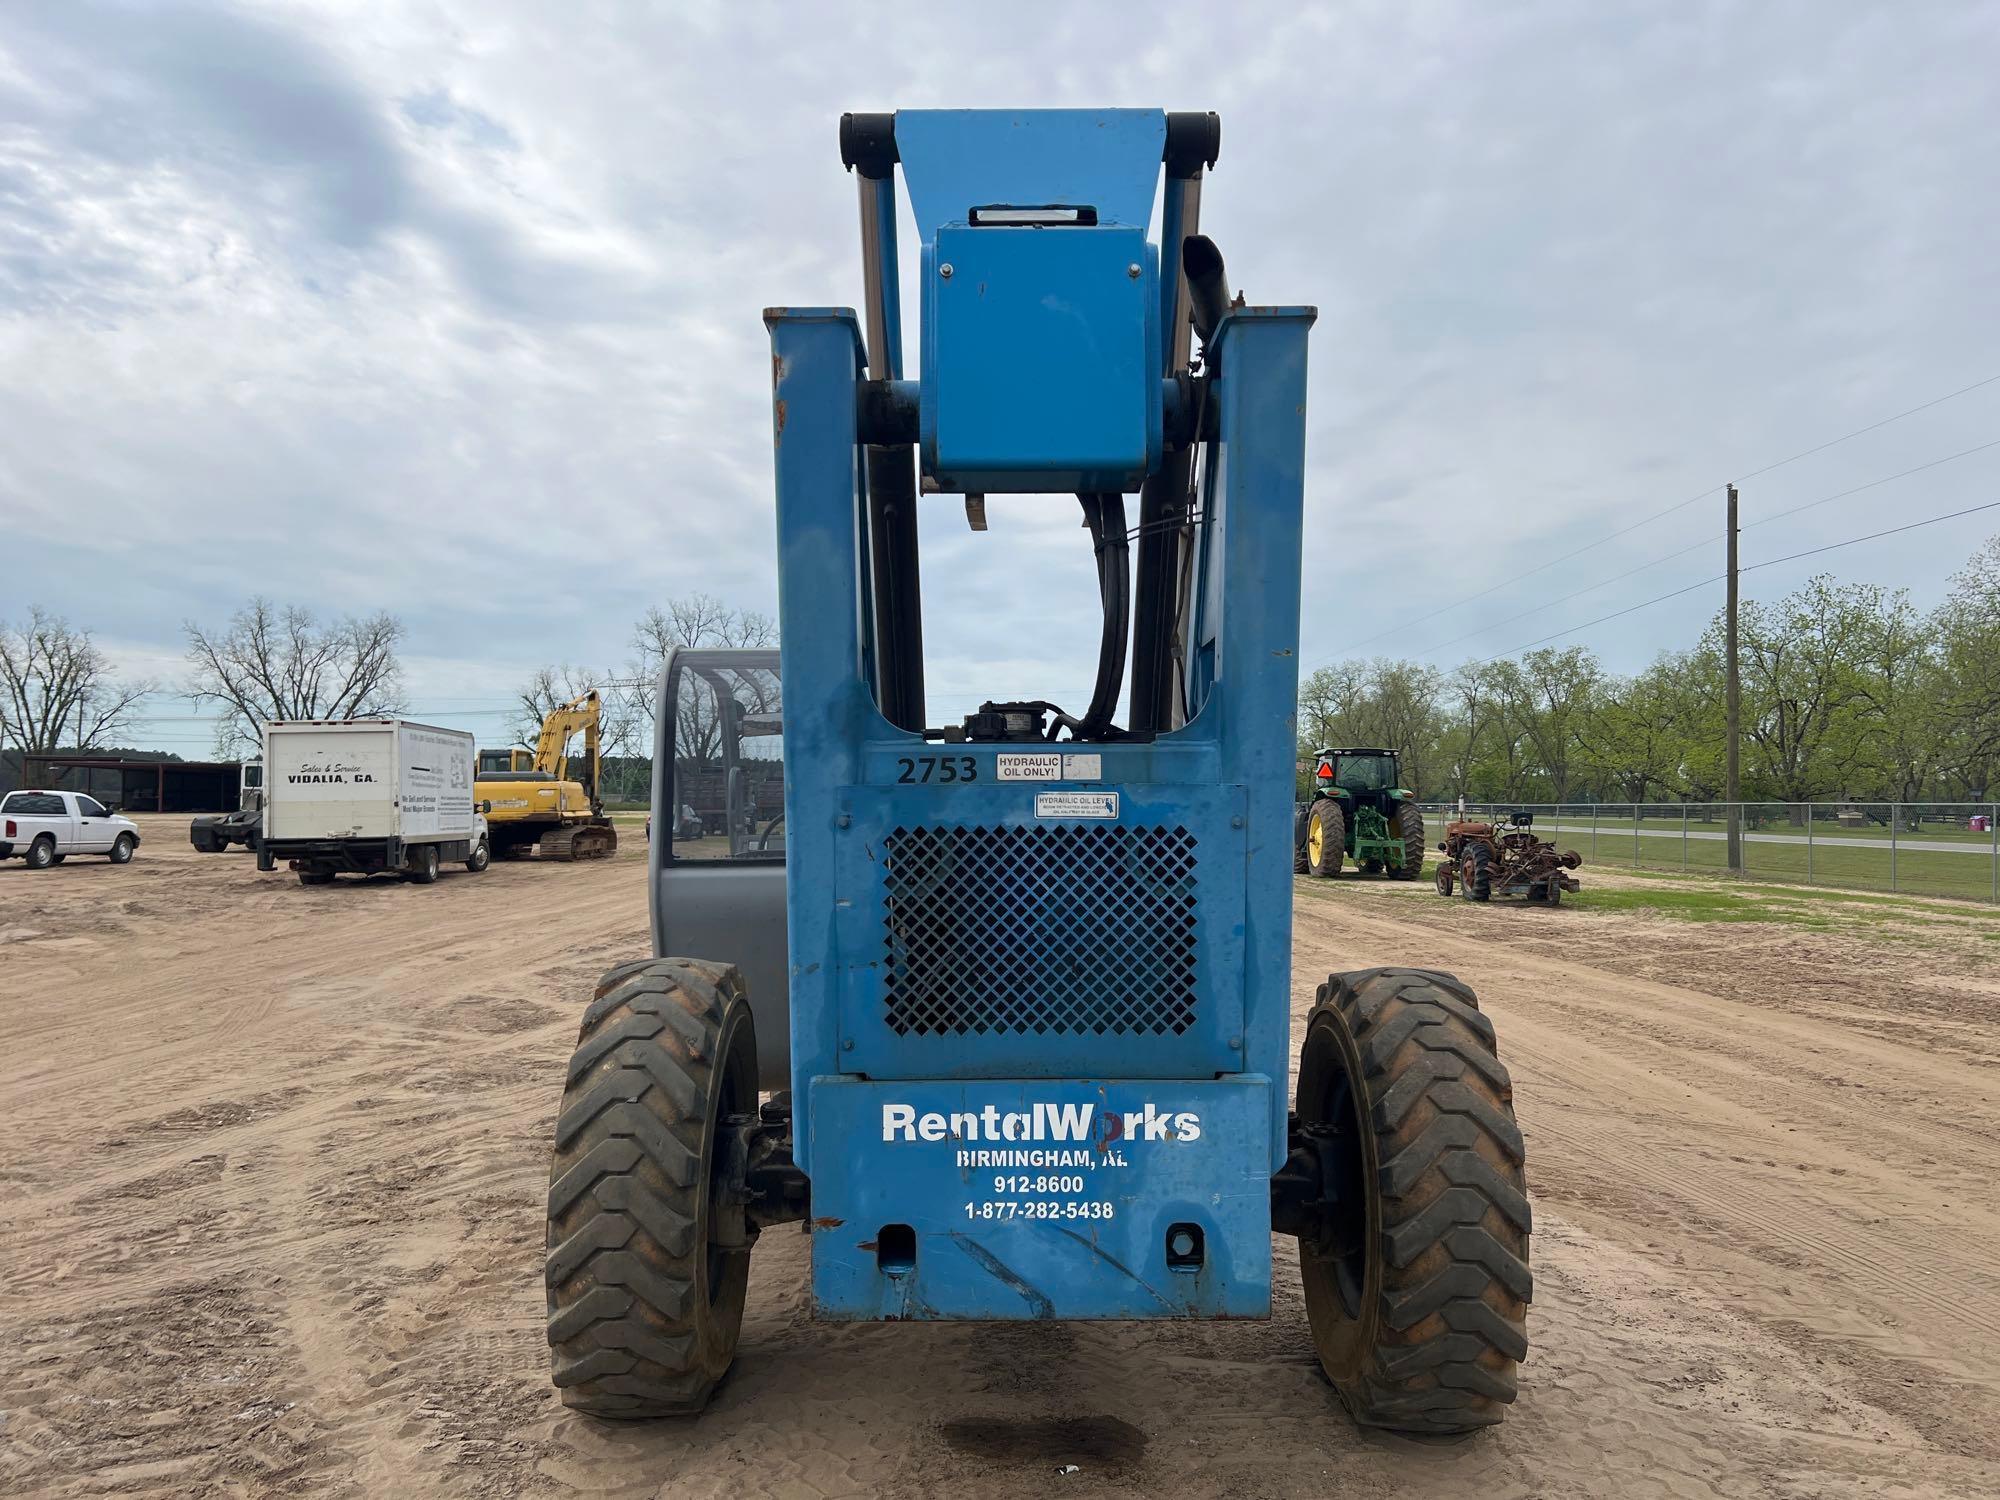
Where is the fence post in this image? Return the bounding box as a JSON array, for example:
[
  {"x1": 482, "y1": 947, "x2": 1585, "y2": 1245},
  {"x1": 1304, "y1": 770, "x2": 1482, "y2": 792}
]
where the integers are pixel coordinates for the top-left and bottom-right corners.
[
  {"x1": 1633, "y1": 803, "x2": 1640, "y2": 868},
  {"x1": 1991, "y1": 802, "x2": 1997, "y2": 906},
  {"x1": 1805, "y1": 802, "x2": 1813, "y2": 885},
  {"x1": 1591, "y1": 804, "x2": 1598, "y2": 860},
  {"x1": 1890, "y1": 805, "x2": 1898, "y2": 892},
  {"x1": 1681, "y1": 804, "x2": 1689, "y2": 871}
]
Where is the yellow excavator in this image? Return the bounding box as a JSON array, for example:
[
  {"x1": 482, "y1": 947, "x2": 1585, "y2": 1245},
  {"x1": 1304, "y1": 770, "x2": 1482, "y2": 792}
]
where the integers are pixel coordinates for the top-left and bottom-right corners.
[{"x1": 474, "y1": 690, "x2": 618, "y2": 861}]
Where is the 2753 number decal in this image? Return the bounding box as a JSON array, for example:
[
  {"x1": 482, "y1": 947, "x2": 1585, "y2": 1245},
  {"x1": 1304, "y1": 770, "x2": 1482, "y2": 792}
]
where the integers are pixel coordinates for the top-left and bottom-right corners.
[{"x1": 896, "y1": 755, "x2": 978, "y2": 785}]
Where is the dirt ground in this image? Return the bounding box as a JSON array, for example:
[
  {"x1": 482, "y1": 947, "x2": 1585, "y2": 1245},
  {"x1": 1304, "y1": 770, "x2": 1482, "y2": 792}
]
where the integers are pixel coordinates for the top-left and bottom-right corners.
[{"x1": 3, "y1": 815, "x2": 1998, "y2": 1499}]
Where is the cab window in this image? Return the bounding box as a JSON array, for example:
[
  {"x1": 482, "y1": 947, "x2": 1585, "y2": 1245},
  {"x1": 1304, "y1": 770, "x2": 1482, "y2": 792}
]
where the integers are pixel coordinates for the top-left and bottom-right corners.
[
  {"x1": 667, "y1": 663, "x2": 784, "y2": 863},
  {"x1": 2, "y1": 792, "x2": 65, "y2": 816},
  {"x1": 1332, "y1": 756, "x2": 1397, "y2": 793},
  {"x1": 76, "y1": 796, "x2": 110, "y2": 818}
]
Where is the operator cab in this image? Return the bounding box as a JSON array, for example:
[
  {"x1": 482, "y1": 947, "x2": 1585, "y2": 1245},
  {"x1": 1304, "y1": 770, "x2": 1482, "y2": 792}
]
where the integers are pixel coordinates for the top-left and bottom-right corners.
[
  {"x1": 477, "y1": 748, "x2": 533, "y2": 774},
  {"x1": 1314, "y1": 747, "x2": 1402, "y2": 800}
]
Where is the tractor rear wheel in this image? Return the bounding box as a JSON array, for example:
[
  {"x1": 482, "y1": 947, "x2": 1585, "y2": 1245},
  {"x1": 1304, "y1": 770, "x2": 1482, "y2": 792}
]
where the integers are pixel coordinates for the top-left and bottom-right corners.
[
  {"x1": 1295, "y1": 968, "x2": 1531, "y2": 1434},
  {"x1": 1385, "y1": 803, "x2": 1426, "y2": 880},
  {"x1": 546, "y1": 957, "x2": 759, "y2": 1419},
  {"x1": 1460, "y1": 842, "x2": 1491, "y2": 902},
  {"x1": 1306, "y1": 800, "x2": 1347, "y2": 879}
]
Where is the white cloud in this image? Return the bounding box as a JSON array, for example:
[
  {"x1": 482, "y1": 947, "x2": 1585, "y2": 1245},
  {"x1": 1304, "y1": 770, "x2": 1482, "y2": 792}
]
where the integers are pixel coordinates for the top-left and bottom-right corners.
[{"x1": 4, "y1": 0, "x2": 1998, "y2": 752}]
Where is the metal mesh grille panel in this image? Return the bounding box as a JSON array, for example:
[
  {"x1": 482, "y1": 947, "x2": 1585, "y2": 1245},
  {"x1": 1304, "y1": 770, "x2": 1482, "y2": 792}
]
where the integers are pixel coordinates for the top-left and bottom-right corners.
[{"x1": 882, "y1": 823, "x2": 1198, "y2": 1037}]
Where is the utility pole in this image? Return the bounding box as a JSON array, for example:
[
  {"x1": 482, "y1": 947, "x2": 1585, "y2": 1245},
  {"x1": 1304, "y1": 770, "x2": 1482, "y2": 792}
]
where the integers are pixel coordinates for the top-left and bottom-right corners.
[{"x1": 1725, "y1": 483, "x2": 1742, "y2": 871}]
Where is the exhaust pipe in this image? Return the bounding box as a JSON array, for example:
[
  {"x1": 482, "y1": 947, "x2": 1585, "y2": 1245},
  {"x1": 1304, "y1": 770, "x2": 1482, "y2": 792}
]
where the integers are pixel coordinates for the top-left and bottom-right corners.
[{"x1": 1183, "y1": 234, "x2": 1230, "y2": 345}]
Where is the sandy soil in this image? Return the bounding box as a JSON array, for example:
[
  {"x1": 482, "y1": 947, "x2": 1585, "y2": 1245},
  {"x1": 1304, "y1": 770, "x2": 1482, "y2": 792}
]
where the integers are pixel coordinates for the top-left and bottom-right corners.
[{"x1": 3, "y1": 818, "x2": 1997, "y2": 1498}]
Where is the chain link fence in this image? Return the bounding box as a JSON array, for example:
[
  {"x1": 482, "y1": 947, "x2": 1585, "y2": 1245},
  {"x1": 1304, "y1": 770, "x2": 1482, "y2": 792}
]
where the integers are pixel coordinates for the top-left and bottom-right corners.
[{"x1": 1416, "y1": 801, "x2": 2000, "y2": 904}]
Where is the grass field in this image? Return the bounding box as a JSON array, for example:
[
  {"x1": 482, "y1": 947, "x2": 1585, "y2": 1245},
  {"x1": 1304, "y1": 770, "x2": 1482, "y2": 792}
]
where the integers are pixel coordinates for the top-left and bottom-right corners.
[{"x1": 1570, "y1": 824, "x2": 1994, "y2": 902}]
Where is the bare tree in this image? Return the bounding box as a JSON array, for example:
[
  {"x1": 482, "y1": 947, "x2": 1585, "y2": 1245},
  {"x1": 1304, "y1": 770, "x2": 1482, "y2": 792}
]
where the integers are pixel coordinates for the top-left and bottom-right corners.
[
  {"x1": 184, "y1": 599, "x2": 403, "y2": 753},
  {"x1": 0, "y1": 607, "x2": 154, "y2": 757},
  {"x1": 628, "y1": 593, "x2": 778, "y2": 727},
  {"x1": 511, "y1": 665, "x2": 640, "y2": 762}
]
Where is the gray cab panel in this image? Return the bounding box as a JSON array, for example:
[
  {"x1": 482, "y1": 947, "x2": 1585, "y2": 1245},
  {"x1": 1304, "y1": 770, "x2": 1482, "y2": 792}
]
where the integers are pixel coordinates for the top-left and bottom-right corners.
[{"x1": 648, "y1": 649, "x2": 790, "y2": 1090}]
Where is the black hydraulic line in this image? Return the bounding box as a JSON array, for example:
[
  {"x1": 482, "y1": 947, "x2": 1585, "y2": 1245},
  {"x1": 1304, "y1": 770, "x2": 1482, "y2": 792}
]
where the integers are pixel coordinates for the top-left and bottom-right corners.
[
  {"x1": 1128, "y1": 452, "x2": 1191, "y2": 733},
  {"x1": 1076, "y1": 493, "x2": 1131, "y2": 740},
  {"x1": 864, "y1": 448, "x2": 926, "y2": 733},
  {"x1": 845, "y1": 122, "x2": 925, "y2": 735}
]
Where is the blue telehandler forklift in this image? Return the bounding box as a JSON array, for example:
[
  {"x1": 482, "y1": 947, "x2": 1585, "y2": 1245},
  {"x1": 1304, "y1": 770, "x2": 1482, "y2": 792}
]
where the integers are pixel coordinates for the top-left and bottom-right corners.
[{"x1": 544, "y1": 108, "x2": 1531, "y2": 1434}]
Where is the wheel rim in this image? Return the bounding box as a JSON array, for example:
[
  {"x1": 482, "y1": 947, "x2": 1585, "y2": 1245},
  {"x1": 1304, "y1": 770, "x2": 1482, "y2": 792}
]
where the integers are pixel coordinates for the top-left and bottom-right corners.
[
  {"x1": 1297, "y1": 1018, "x2": 1371, "y2": 1322},
  {"x1": 704, "y1": 1024, "x2": 757, "y2": 1307},
  {"x1": 1308, "y1": 819, "x2": 1323, "y2": 864}
]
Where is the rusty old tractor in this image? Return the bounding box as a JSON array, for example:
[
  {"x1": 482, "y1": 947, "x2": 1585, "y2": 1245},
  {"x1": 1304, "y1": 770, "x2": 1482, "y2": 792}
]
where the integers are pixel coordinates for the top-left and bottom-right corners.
[{"x1": 1434, "y1": 811, "x2": 1582, "y2": 905}]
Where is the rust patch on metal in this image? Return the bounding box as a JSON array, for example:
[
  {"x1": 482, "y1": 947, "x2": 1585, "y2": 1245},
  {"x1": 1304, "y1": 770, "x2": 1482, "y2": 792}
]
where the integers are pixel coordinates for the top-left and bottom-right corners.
[
  {"x1": 809, "y1": 1215, "x2": 845, "y2": 1231},
  {"x1": 1436, "y1": 813, "x2": 1583, "y2": 903}
]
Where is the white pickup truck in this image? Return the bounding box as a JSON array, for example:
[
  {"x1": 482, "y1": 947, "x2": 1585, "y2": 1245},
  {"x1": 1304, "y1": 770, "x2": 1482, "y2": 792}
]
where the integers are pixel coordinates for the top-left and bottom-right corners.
[{"x1": 0, "y1": 789, "x2": 142, "y2": 869}]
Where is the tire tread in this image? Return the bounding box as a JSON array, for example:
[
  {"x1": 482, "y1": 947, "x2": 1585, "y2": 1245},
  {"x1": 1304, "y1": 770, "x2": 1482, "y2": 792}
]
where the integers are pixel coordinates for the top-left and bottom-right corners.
[
  {"x1": 545, "y1": 957, "x2": 748, "y2": 1418},
  {"x1": 1311, "y1": 968, "x2": 1532, "y2": 1434}
]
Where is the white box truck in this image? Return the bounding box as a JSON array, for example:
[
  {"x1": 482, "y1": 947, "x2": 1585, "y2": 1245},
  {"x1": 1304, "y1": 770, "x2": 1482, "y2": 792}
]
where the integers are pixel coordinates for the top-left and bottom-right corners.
[{"x1": 257, "y1": 719, "x2": 490, "y2": 886}]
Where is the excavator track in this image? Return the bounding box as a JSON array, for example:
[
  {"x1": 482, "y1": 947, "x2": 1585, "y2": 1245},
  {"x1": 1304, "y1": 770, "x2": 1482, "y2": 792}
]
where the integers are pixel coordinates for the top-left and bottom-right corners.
[{"x1": 537, "y1": 823, "x2": 618, "y2": 862}]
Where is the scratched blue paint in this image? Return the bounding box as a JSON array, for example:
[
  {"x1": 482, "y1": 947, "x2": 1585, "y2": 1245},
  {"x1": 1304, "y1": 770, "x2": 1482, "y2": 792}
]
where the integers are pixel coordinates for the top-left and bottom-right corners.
[
  {"x1": 764, "y1": 108, "x2": 1315, "y2": 1322},
  {"x1": 808, "y1": 1076, "x2": 1271, "y2": 1320}
]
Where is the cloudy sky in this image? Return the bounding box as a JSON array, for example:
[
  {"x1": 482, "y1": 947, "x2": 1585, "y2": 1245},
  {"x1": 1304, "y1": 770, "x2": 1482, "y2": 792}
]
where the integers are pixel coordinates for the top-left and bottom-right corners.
[{"x1": 4, "y1": 1, "x2": 1998, "y2": 755}]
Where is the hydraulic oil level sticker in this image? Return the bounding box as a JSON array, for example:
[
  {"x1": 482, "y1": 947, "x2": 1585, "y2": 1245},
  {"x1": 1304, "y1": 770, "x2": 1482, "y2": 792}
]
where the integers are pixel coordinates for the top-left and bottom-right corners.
[
  {"x1": 1035, "y1": 791, "x2": 1118, "y2": 819},
  {"x1": 996, "y1": 752, "x2": 1062, "y2": 781}
]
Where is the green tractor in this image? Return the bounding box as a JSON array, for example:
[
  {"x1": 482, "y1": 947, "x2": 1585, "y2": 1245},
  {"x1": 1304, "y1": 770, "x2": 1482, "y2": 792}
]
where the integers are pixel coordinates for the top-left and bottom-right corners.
[{"x1": 1294, "y1": 746, "x2": 1426, "y2": 879}]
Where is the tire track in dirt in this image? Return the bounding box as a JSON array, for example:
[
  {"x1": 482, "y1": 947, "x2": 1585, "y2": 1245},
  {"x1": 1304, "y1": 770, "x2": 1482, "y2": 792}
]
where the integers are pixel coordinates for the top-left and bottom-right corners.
[
  {"x1": 1294, "y1": 885, "x2": 2000, "y2": 1409},
  {"x1": 8, "y1": 822, "x2": 2000, "y2": 1497}
]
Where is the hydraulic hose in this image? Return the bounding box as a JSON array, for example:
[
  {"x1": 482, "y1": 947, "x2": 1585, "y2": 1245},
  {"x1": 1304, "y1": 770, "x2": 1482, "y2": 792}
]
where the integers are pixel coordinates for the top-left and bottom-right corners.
[{"x1": 1075, "y1": 492, "x2": 1130, "y2": 740}]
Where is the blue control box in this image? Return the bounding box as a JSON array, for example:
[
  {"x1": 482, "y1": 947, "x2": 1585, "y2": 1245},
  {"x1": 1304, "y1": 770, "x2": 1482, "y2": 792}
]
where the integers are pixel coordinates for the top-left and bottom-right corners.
[{"x1": 925, "y1": 225, "x2": 1161, "y2": 494}]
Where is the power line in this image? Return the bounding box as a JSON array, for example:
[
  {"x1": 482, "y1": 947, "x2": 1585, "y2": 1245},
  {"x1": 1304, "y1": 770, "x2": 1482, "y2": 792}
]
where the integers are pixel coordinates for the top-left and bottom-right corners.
[
  {"x1": 1742, "y1": 497, "x2": 2000, "y2": 576},
  {"x1": 1414, "y1": 533, "x2": 1720, "y2": 658},
  {"x1": 1471, "y1": 575, "x2": 1725, "y2": 667},
  {"x1": 1730, "y1": 371, "x2": 2000, "y2": 484},
  {"x1": 1312, "y1": 369, "x2": 2000, "y2": 665},
  {"x1": 1470, "y1": 494, "x2": 2000, "y2": 666},
  {"x1": 1742, "y1": 436, "x2": 2000, "y2": 533},
  {"x1": 1410, "y1": 434, "x2": 2000, "y2": 657}
]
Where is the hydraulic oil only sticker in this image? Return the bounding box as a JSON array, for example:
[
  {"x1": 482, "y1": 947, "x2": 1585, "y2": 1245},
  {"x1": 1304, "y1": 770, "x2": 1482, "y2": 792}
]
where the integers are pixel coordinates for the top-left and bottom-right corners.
[
  {"x1": 1035, "y1": 791, "x2": 1118, "y2": 819},
  {"x1": 996, "y1": 752, "x2": 1061, "y2": 780}
]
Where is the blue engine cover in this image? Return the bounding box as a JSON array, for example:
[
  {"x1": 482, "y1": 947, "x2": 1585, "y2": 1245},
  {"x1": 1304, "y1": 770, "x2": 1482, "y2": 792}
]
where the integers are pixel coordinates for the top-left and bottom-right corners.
[{"x1": 809, "y1": 1075, "x2": 1272, "y2": 1319}]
